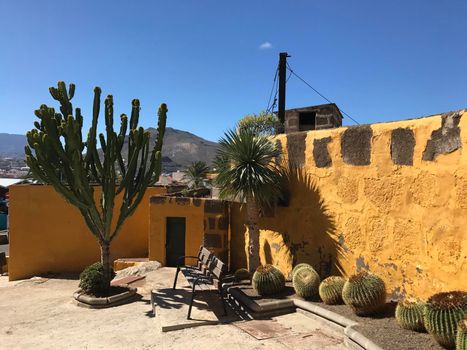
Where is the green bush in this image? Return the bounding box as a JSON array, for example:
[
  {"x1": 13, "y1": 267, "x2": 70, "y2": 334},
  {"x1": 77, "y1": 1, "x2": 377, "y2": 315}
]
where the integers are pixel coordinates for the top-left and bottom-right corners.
[
  {"x1": 424, "y1": 291, "x2": 467, "y2": 349},
  {"x1": 319, "y1": 276, "x2": 346, "y2": 305},
  {"x1": 79, "y1": 262, "x2": 114, "y2": 296},
  {"x1": 395, "y1": 299, "x2": 426, "y2": 332}
]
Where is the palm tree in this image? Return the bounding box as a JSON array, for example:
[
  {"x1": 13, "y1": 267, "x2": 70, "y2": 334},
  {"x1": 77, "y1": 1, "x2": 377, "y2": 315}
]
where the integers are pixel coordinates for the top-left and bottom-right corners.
[
  {"x1": 184, "y1": 161, "x2": 210, "y2": 189},
  {"x1": 214, "y1": 129, "x2": 282, "y2": 273}
]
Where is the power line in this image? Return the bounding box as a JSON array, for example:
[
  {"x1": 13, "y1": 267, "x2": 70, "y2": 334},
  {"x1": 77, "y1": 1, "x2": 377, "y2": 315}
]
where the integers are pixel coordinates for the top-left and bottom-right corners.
[
  {"x1": 286, "y1": 62, "x2": 360, "y2": 125},
  {"x1": 266, "y1": 69, "x2": 292, "y2": 115},
  {"x1": 265, "y1": 66, "x2": 278, "y2": 113}
]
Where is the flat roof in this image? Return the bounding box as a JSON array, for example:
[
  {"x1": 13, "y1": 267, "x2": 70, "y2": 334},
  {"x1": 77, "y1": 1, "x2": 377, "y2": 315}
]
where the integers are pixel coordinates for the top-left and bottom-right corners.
[{"x1": 0, "y1": 178, "x2": 26, "y2": 188}]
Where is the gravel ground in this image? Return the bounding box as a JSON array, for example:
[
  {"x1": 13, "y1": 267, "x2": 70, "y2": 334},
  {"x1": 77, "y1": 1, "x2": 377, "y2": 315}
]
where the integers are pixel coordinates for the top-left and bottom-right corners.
[
  {"x1": 309, "y1": 301, "x2": 444, "y2": 350},
  {"x1": 0, "y1": 268, "x2": 347, "y2": 350}
]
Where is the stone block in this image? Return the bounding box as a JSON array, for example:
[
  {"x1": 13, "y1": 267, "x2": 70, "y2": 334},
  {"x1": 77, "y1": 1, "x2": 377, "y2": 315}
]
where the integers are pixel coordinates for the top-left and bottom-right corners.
[
  {"x1": 422, "y1": 112, "x2": 462, "y2": 161},
  {"x1": 341, "y1": 126, "x2": 372, "y2": 165},
  {"x1": 286, "y1": 132, "x2": 307, "y2": 167},
  {"x1": 313, "y1": 137, "x2": 332, "y2": 168},
  {"x1": 204, "y1": 200, "x2": 225, "y2": 214},
  {"x1": 150, "y1": 196, "x2": 167, "y2": 204},
  {"x1": 391, "y1": 128, "x2": 415, "y2": 165},
  {"x1": 203, "y1": 233, "x2": 222, "y2": 248},
  {"x1": 175, "y1": 197, "x2": 190, "y2": 205}
]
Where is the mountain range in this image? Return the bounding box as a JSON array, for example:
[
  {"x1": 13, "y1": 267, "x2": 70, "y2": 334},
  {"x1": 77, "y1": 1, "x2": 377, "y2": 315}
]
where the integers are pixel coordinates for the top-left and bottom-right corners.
[{"x1": 0, "y1": 128, "x2": 218, "y2": 172}]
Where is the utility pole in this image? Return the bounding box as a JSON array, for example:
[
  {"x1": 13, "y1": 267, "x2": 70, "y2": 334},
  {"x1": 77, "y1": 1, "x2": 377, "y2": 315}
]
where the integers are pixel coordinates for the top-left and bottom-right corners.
[{"x1": 278, "y1": 52, "x2": 290, "y2": 125}]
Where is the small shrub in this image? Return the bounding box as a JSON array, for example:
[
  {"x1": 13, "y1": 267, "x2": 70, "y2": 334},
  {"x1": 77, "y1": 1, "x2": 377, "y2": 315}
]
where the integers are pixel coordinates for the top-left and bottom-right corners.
[
  {"x1": 79, "y1": 262, "x2": 114, "y2": 296},
  {"x1": 319, "y1": 276, "x2": 346, "y2": 305},
  {"x1": 252, "y1": 264, "x2": 285, "y2": 296}
]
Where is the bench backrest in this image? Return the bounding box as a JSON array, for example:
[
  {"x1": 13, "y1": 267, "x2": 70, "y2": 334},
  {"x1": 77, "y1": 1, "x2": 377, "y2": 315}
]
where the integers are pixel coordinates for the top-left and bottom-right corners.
[{"x1": 207, "y1": 256, "x2": 226, "y2": 280}]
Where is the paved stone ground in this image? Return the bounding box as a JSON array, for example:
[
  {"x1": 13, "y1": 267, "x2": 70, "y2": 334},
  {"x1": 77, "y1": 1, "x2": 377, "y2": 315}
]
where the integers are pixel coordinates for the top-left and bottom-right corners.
[{"x1": 0, "y1": 268, "x2": 347, "y2": 350}]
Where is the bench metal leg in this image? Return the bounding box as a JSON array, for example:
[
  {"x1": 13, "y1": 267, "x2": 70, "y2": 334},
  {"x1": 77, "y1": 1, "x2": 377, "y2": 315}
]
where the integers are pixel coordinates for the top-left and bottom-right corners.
[
  {"x1": 219, "y1": 288, "x2": 227, "y2": 316},
  {"x1": 187, "y1": 282, "x2": 197, "y2": 320},
  {"x1": 173, "y1": 266, "x2": 180, "y2": 290}
]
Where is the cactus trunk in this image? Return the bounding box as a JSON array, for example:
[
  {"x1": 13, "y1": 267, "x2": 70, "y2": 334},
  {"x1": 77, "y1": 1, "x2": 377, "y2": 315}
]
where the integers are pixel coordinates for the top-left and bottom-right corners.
[
  {"x1": 246, "y1": 197, "x2": 260, "y2": 273},
  {"x1": 100, "y1": 243, "x2": 111, "y2": 288}
]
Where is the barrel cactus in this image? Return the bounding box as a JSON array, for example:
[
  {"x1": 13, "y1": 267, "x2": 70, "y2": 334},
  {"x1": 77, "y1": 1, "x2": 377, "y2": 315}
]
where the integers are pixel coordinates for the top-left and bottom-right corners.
[
  {"x1": 234, "y1": 268, "x2": 251, "y2": 282},
  {"x1": 252, "y1": 264, "x2": 285, "y2": 296},
  {"x1": 319, "y1": 276, "x2": 346, "y2": 305},
  {"x1": 292, "y1": 263, "x2": 311, "y2": 278},
  {"x1": 342, "y1": 271, "x2": 386, "y2": 316},
  {"x1": 293, "y1": 265, "x2": 320, "y2": 299},
  {"x1": 395, "y1": 299, "x2": 426, "y2": 332},
  {"x1": 424, "y1": 291, "x2": 467, "y2": 349},
  {"x1": 457, "y1": 315, "x2": 467, "y2": 350}
]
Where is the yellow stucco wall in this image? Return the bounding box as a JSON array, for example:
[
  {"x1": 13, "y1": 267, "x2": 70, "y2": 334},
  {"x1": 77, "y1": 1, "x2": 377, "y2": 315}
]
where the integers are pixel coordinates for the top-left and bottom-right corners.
[
  {"x1": 149, "y1": 196, "x2": 229, "y2": 265},
  {"x1": 8, "y1": 185, "x2": 165, "y2": 280},
  {"x1": 230, "y1": 110, "x2": 467, "y2": 299}
]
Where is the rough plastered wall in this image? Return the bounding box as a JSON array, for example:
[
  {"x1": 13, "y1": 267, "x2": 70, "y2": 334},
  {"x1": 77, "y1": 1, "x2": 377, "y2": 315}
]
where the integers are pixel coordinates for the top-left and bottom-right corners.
[
  {"x1": 149, "y1": 196, "x2": 229, "y2": 265},
  {"x1": 8, "y1": 185, "x2": 165, "y2": 280},
  {"x1": 230, "y1": 110, "x2": 467, "y2": 299}
]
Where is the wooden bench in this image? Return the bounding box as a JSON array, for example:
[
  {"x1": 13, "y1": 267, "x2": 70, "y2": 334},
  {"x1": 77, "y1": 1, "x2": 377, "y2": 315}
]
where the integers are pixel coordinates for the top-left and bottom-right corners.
[{"x1": 172, "y1": 247, "x2": 229, "y2": 319}]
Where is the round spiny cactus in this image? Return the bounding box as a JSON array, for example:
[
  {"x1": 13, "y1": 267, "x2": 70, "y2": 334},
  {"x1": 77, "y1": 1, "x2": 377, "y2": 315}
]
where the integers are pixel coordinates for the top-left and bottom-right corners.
[
  {"x1": 319, "y1": 276, "x2": 346, "y2": 305},
  {"x1": 424, "y1": 291, "x2": 467, "y2": 349},
  {"x1": 342, "y1": 271, "x2": 386, "y2": 316},
  {"x1": 395, "y1": 299, "x2": 426, "y2": 332},
  {"x1": 252, "y1": 264, "x2": 285, "y2": 296},
  {"x1": 234, "y1": 268, "x2": 251, "y2": 282},
  {"x1": 292, "y1": 263, "x2": 311, "y2": 278},
  {"x1": 456, "y1": 315, "x2": 467, "y2": 350},
  {"x1": 292, "y1": 265, "x2": 321, "y2": 299}
]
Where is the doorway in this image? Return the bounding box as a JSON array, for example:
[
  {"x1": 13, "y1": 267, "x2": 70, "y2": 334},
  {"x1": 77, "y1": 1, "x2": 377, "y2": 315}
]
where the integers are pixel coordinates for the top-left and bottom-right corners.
[{"x1": 166, "y1": 217, "x2": 186, "y2": 267}]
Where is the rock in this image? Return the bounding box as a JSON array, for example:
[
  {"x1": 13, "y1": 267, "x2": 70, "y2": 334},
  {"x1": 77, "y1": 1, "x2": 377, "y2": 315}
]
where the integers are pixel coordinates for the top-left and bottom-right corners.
[{"x1": 115, "y1": 261, "x2": 161, "y2": 279}]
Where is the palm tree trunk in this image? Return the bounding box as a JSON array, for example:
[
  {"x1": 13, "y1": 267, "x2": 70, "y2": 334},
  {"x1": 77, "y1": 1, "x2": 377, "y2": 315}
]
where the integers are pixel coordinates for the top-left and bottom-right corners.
[
  {"x1": 100, "y1": 242, "x2": 112, "y2": 292},
  {"x1": 246, "y1": 197, "x2": 260, "y2": 273}
]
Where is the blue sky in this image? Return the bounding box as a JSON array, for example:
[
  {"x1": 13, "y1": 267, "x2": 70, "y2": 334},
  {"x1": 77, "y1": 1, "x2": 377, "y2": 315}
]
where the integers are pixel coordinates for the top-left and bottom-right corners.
[{"x1": 1, "y1": 1, "x2": 466, "y2": 141}]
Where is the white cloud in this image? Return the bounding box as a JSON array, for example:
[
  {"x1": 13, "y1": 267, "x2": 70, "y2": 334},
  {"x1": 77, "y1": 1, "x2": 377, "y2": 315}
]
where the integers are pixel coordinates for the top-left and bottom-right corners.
[{"x1": 259, "y1": 41, "x2": 273, "y2": 49}]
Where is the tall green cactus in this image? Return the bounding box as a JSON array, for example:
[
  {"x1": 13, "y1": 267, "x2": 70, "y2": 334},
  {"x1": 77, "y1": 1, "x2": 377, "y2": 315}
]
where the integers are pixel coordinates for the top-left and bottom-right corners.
[{"x1": 25, "y1": 81, "x2": 167, "y2": 292}]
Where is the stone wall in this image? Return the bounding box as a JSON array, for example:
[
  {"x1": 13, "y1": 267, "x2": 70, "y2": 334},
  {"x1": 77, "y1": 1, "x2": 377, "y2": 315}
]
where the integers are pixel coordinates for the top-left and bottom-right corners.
[{"x1": 230, "y1": 109, "x2": 467, "y2": 299}]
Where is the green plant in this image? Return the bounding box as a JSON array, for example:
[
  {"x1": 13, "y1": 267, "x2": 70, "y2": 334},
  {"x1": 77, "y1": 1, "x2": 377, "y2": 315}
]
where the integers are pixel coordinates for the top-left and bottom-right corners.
[
  {"x1": 252, "y1": 264, "x2": 285, "y2": 295},
  {"x1": 456, "y1": 315, "x2": 467, "y2": 350},
  {"x1": 214, "y1": 129, "x2": 281, "y2": 273},
  {"x1": 25, "y1": 81, "x2": 167, "y2": 292},
  {"x1": 183, "y1": 161, "x2": 210, "y2": 189},
  {"x1": 424, "y1": 291, "x2": 467, "y2": 349},
  {"x1": 237, "y1": 111, "x2": 281, "y2": 136},
  {"x1": 342, "y1": 271, "x2": 386, "y2": 316},
  {"x1": 79, "y1": 262, "x2": 115, "y2": 296},
  {"x1": 291, "y1": 263, "x2": 312, "y2": 278},
  {"x1": 292, "y1": 265, "x2": 320, "y2": 299},
  {"x1": 395, "y1": 299, "x2": 426, "y2": 332},
  {"x1": 234, "y1": 268, "x2": 251, "y2": 282},
  {"x1": 319, "y1": 276, "x2": 346, "y2": 305}
]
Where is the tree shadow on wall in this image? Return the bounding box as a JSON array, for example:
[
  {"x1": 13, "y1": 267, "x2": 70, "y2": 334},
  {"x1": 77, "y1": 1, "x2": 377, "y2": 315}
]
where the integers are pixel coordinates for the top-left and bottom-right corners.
[{"x1": 259, "y1": 166, "x2": 344, "y2": 279}]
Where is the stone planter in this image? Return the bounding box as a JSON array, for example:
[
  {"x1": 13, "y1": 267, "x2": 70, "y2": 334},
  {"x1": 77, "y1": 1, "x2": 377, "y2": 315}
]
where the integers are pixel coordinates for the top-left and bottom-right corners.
[{"x1": 73, "y1": 286, "x2": 138, "y2": 309}]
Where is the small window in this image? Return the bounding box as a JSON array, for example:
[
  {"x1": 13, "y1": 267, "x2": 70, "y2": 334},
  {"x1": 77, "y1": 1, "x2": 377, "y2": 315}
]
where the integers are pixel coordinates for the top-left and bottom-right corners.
[{"x1": 299, "y1": 112, "x2": 316, "y2": 131}]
